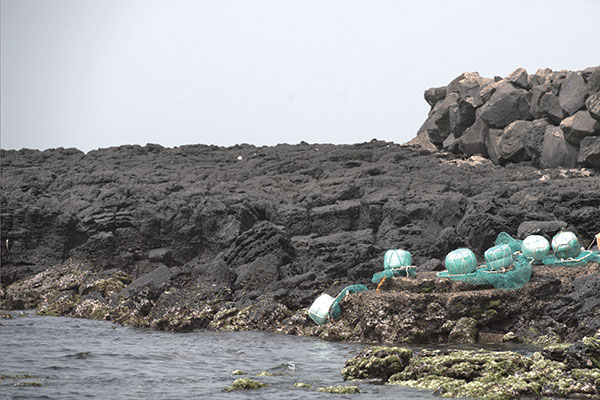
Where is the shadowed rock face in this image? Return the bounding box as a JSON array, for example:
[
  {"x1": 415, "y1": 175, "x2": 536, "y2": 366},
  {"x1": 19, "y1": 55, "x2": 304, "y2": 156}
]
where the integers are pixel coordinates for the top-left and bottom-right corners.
[{"x1": 412, "y1": 66, "x2": 600, "y2": 168}]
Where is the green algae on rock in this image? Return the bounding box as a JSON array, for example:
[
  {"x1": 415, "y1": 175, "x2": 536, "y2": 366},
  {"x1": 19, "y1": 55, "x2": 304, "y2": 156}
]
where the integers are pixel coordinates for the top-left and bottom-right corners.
[
  {"x1": 222, "y1": 377, "x2": 267, "y2": 392},
  {"x1": 342, "y1": 346, "x2": 412, "y2": 382},
  {"x1": 318, "y1": 385, "x2": 360, "y2": 394},
  {"x1": 230, "y1": 370, "x2": 245, "y2": 375},
  {"x1": 388, "y1": 348, "x2": 599, "y2": 399}
]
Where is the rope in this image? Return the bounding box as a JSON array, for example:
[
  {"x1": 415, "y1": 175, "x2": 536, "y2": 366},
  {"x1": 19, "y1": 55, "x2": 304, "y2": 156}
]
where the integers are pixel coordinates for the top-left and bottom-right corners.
[{"x1": 376, "y1": 275, "x2": 387, "y2": 293}]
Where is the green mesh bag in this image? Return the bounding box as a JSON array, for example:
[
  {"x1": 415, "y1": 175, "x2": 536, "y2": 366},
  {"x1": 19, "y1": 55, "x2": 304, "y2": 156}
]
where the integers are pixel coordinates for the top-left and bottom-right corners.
[
  {"x1": 436, "y1": 253, "x2": 532, "y2": 290},
  {"x1": 328, "y1": 284, "x2": 368, "y2": 321},
  {"x1": 436, "y1": 233, "x2": 532, "y2": 290},
  {"x1": 495, "y1": 232, "x2": 523, "y2": 253},
  {"x1": 384, "y1": 249, "x2": 412, "y2": 269}
]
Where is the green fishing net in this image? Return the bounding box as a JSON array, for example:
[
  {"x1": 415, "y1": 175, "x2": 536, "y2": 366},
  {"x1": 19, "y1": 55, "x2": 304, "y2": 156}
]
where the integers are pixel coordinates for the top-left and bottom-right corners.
[
  {"x1": 542, "y1": 250, "x2": 600, "y2": 266},
  {"x1": 371, "y1": 266, "x2": 416, "y2": 286},
  {"x1": 328, "y1": 284, "x2": 369, "y2": 321},
  {"x1": 495, "y1": 232, "x2": 523, "y2": 253},
  {"x1": 436, "y1": 252, "x2": 532, "y2": 290}
]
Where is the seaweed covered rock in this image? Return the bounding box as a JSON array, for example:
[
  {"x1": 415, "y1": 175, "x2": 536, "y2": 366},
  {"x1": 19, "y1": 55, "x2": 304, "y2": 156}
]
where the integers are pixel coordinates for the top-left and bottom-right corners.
[
  {"x1": 318, "y1": 385, "x2": 360, "y2": 394},
  {"x1": 222, "y1": 377, "x2": 266, "y2": 392},
  {"x1": 341, "y1": 346, "x2": 412, "y2": 381},
  {"x1": 383, "y1": 348, "x2": 600, "y2": 399}
]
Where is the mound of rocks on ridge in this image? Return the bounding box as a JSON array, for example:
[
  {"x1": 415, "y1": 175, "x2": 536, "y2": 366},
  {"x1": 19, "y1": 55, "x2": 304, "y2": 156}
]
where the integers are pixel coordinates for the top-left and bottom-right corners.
[{"x1": 409, "y1": 66, "x2": 600, "y2": 168}]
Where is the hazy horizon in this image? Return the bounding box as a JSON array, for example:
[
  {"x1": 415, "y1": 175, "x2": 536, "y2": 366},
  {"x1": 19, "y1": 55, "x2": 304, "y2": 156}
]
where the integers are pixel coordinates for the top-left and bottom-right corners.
[{"x1": 2, "y1": 0, "x2": 600, "y2": 153}]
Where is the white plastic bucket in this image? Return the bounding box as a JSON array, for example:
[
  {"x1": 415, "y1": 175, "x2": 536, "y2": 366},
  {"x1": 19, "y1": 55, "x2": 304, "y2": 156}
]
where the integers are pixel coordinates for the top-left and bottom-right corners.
[{"x1": 308, "y1": 293, "x2": 335, "y2": 325}]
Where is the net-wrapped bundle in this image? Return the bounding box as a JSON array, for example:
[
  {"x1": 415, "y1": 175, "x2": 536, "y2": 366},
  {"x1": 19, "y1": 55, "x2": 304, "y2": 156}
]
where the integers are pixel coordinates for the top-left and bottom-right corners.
[
  {"x1": 308, "y1": 284, "x2": 368, "y2": 325},
  {"x1": 372, "y1": 249, "x2": 416, "y2": 288},
  {"x1": 484, "y1": 244, "x2": 513, "y2": 271},
  {"x1": 522, "y1": 235, "x2": 550, "y2": 262},
  {"x1": 328, "y1": 284, "x2": 368, "y2": 321},
  {"x1": 383, "y1": 249, "x2": 416, "y2": 277},
  {"x1": 308, "y1": 294, "x2": 335, "y2": 325},
  {"x1": 541, "y1": 231, "x2": 600, "y2": 266},
  {"x1": 444, "y1": 248, "x2": 477, "y2": 275},
  {"x1": 437, "y1": 235, "x2": 533, "y2": 290},
  {"x1": 551, "y1": 231, "x2": 580, "y2": 259}
]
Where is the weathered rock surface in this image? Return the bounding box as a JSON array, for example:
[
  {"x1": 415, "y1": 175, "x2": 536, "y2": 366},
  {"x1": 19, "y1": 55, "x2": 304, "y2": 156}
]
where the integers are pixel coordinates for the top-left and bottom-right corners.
[
  {"x1": 411, "y1": 66, "x2": 600, "y2": 168},
  {"x1": 539, "y1": 126, "x2": 579, "y2": 169},
  {"x1": 578, "y1": 136, "x2": 600, "y2": 168},
  {"x1": 342, "y1": 334, "x2": 600, "y2": 399},
  {"x1": 560, "y1": 110, "x2": 600, "y2": 145}
]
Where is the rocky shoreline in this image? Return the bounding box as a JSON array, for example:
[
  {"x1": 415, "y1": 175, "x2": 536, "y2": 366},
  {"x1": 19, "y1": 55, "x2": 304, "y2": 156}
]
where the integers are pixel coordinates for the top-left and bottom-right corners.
[
  {"x1": 340, "y1": 336, "x2": 600, "y2": 399},
  {"x1": 2, "y1": 66, "x2": 600, "y2": 398}
]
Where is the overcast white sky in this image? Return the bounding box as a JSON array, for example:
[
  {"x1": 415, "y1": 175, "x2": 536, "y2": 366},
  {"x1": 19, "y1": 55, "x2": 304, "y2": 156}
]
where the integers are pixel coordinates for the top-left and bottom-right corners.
[{"x1": 2, "y1": 0, "x2": 599, "y2": 152}]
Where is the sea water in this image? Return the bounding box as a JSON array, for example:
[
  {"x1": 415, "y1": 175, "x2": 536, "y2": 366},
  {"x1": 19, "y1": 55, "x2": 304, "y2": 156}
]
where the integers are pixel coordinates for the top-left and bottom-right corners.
[{"x1": 1, "y1": 312, "x2": 438, "y2": 399}]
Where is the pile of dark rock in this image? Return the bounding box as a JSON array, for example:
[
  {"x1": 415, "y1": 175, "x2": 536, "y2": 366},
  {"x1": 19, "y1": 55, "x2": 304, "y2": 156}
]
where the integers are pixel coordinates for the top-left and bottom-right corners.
[{"x1": 409, "y1": 66, "x2": 600, "y2": 168}]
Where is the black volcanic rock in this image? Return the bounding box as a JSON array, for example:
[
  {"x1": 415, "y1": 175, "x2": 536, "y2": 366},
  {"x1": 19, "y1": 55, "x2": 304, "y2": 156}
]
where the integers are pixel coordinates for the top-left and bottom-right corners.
[
  {"x1": 411, "y1": 66, "x2": 600, "y2": 168},
  {"x1": 479, "y1": 82, "x2": 532, "y2": 128},
  {"x1": 560, "y1": 110, "x2": 600, "y2": 145},
  {"x1": 578, "y1": 136, "x2": 600, "y2": 168},
  {"x1": 424, "y1": 86, "x2": 447, "y2": 107},
  {"x1": 540, "y1": 91, "x2": 566, "y2": 124},
  {"x1": 586, "y1": 92, "x2": 600, "y2": 121},
  {"x1": 559, "y1": 72, "x2": 588, "y2": 115},
  {"x1": 539, "y1": 126, "x2": 579, "y2": 169}
]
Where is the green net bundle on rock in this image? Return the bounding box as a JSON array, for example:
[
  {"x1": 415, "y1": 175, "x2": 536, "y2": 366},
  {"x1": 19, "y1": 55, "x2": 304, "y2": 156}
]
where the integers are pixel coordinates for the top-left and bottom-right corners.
[
  {"x1": 495, "y1": 232, "x2": 523, "y2": 253},
  {"x1": 540, "y1": 231, "x2": 600, "y2": 266},
  {"x1": 328, "y1": 284, "x2": 368, "y2": 321},
  {"x1": 437, "y1": 238, "x2": 533, "y2": 290},
  {"x1": 484, "y1": 244, "x2": 513, "y2": 271},
  {"x1": 307, "y1": 284, "x2": 368, "y2": 325},
  {"x1": 372, "y1": 249, "x2": 416, "y2": 291},
  {"x1": 522, "y1": 235, "x2": 550, "y2": 262}
]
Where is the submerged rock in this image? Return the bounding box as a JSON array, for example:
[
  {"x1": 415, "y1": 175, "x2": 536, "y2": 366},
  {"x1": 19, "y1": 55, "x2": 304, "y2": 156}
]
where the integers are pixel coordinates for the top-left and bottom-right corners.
[
  {"x1": 318, "y1": 385, "x2": 360, "y2": 394},
  {"x1": 222, "y1": 377, "x2": 266, "y2": 392}
]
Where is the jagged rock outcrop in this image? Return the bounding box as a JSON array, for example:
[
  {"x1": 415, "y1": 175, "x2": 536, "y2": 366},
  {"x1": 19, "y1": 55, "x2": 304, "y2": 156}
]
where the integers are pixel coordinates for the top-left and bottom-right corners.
[{"x1": 411, "y1": 66, "x2": 600, "y2": 168}]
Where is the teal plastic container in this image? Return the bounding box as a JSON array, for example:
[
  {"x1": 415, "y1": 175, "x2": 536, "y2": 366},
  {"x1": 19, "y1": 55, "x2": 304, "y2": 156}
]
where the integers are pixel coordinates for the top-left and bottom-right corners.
[
  {"x1": 445, "y1": 248, "x2": 477, "y2": 275},
  {"x1": 308, "y1": 294, "x2": 335, "y2": 325},
  {"x1": 551, "y1": 231, "x2": 580, "y2": 259},
  {"x1": 522, "y1": 235, "x2": 550, "y2": 262},
  {"x1": 484, "y1": 244, "x2": 513, "y2": 271},
  {"x1": 383, "y1": 249, "x2": 412, "y2": 269}
]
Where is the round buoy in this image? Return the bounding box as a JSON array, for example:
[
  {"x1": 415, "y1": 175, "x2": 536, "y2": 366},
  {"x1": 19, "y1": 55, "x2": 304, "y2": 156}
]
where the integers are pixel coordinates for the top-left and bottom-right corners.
[
  {"x1": 383, "y1": 249, "x2": 412, "y2": 269},
  {"x1": 551, "y1": 231, "x2": 580, "y2": 259},
  {"x1": 445, "y1": 248, "x2": 477, "y2": 275},
  {"x1": 484, "y1": 244, "x2": 513, "y2": 271},
  {"x1": 522, "y1": 235, "x2": 550, "y2": 262}
]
